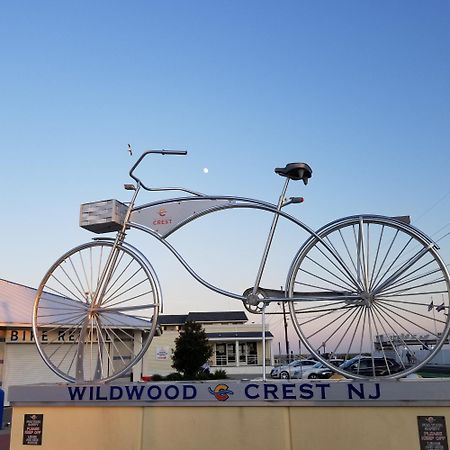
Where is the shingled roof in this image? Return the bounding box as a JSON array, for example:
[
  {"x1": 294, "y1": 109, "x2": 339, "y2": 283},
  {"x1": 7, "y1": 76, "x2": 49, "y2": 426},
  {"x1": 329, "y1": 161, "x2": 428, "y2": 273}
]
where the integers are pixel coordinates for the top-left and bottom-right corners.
[
  {"x1": 157, "y1": 315, "x2": 188, "y2": 326},
  {"x1": 157, "y1": 311, "x2": 248, "y2": 325},
  {"x1": 186, "y1": 311, "x2": 248, "y2": 323},
  {"x1": 0, "y1": 279, "x2": 153, "y2": 329},
  {"x1": 0, "y1": 279, "x2": 249, "y2": 329},
  {"x1": 206, "y1": 331, "x2": 273, "y2": 339}
]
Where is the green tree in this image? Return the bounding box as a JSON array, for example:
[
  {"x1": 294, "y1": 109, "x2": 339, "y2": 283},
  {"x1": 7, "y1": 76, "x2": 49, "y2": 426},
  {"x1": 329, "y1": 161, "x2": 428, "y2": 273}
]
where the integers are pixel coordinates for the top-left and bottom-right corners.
[{"x1": 172, "y1": 321, "x2": 213, "y2": 379}]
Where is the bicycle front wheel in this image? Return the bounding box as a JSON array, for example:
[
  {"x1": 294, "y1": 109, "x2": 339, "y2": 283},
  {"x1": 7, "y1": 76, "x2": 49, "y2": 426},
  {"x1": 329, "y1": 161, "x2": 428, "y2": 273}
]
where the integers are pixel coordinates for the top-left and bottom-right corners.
[
  {"x1": 287, "y1": 215, "x2": 450, "y2": 379},
  {"x1": 33, "y1": 240, "x2": 161, "y2": 383}
]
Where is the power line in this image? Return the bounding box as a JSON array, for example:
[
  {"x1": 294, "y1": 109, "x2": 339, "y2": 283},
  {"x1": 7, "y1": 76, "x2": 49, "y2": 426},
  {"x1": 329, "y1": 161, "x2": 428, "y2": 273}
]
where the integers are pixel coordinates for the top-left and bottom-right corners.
[{"x1": 414, "y1": 188, "x2": 450, "y2": 225}]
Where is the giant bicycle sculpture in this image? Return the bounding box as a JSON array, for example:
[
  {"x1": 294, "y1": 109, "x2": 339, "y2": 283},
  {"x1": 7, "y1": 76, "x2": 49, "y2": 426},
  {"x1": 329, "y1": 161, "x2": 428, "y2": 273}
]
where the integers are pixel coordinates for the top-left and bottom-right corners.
[{"x1": 32, "y1": 150, "x2": 450, "y2": 382}]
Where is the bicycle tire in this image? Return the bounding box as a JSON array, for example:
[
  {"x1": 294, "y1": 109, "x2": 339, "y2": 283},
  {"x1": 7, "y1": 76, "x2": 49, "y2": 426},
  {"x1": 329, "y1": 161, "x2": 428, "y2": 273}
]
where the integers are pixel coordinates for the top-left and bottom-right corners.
[
  {"x1": 33, "y1": 240, "x2": 161, "y2": 383},
  {"x1": 286, "y1": 215, "x2": 450, "y2": 379}
]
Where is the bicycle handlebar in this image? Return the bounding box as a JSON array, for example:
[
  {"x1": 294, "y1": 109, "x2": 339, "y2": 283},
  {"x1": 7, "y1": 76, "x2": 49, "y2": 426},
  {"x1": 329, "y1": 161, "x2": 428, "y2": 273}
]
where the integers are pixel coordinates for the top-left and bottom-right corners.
[{"x1": 129, "y1": 149, "x2": 188, "y2": 189}]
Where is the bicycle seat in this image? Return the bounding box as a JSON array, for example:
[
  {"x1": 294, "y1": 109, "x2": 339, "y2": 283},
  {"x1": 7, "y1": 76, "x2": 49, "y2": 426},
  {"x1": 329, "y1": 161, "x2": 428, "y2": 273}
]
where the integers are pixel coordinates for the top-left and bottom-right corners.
[{"x1": 275, "y1": 163, "x2": 312, "y2": 184}]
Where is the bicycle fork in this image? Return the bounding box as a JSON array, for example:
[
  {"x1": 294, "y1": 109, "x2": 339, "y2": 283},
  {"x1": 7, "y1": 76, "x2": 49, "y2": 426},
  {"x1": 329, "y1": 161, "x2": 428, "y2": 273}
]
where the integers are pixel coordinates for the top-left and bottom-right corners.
[{"x1": 75, "y1": 185, "x2": 142, "y2": 382}]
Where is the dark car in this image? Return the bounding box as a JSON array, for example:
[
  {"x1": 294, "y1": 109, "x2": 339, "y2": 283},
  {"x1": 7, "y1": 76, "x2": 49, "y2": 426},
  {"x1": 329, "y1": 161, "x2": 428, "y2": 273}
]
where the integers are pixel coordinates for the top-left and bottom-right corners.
[{"x1": 336, "y1": 356, "x2": 403, "y2": 377}]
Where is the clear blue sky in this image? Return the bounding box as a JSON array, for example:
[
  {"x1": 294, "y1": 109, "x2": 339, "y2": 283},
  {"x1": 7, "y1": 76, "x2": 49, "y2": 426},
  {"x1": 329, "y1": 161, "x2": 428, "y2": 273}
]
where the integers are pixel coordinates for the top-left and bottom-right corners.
[{"x1": 1, "y1": 1, "x2": 449, "y2": 347}]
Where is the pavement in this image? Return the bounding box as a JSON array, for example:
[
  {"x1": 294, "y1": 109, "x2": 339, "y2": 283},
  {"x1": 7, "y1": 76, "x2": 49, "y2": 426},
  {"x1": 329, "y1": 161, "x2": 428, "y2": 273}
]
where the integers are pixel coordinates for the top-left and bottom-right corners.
[
  {"x1": 0, "y1": 430, "x2": 10, "y2": 450},
  {"x1": 0, "y1": 407, "x2": 11, "y2": 450}
]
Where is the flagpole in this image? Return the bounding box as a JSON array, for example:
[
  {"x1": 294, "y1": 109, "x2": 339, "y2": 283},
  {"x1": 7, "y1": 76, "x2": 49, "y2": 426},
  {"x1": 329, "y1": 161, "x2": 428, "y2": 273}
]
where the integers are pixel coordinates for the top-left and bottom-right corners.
[{"x1": 432, "y1": 296, "x2": 438, "y2": 338}]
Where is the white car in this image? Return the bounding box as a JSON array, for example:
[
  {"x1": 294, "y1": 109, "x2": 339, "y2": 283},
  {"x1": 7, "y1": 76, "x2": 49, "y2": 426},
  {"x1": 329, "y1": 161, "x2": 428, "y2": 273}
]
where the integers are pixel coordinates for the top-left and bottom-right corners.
[
  {"x1": 293, "y1": 359, "x2": 344, "y2": 379},
  {"x1": 270, "y1": 359, "x2": 317, "y2": 379}
]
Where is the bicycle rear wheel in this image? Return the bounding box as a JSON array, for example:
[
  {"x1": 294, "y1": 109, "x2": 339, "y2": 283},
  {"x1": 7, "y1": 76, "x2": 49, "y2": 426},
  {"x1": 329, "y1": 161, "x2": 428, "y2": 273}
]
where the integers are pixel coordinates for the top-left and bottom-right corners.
[
  {"x1": 287, "y1": 215, "x2": 450, "y2": 379},
  {"x1": 33, "y1": 240, "x2": 161, "y2": 383}
]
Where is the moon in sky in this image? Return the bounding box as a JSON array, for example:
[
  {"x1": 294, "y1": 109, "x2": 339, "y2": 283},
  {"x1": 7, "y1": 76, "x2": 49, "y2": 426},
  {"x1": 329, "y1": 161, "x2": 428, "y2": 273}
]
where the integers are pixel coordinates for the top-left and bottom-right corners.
[{"x1": 203, "y1": 167, "x2": 209, "y2": 174}]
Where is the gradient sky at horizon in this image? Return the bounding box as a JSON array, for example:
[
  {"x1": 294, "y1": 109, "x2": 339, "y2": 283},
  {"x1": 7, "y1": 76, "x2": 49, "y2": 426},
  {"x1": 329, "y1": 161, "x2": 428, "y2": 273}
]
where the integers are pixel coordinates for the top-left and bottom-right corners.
[{"x1": 1, "y1": 1, "x2": 449, "y2": 350}]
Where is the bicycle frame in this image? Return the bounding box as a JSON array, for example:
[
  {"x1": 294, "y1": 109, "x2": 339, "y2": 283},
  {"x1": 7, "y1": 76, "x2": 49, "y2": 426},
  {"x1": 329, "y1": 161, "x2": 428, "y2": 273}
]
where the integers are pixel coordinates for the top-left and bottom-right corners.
[
  {"x1": 99, "y1": 150, "x2": 384, "y2": 308},
  {"x1": 125, "y1": 182, "x2": 317, "y2": 304}
]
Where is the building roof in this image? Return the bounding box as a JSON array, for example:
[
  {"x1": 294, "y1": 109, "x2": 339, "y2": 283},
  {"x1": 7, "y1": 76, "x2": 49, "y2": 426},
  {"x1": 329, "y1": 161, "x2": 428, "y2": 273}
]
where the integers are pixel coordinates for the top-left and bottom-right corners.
[
  {"x1": 158, "y1": 311, "x2": 248, "y2": 326},
  {"x1": 0, "y1": 279, "x2": 255, "y2": 333},
  {"x1": 186, "y1": 311, "x2": 248, "y2": 323},
  {"x1": 0, "y1": 279, "x2": 36, "y2": 326},
  {"x1": 0, "y1": 278, "x2": 152, "y2": 329},
  {"x1": 158, "y1": 315, "x2": 188, "y2": 326},
  {"x1": 206, "y1": 331, "x2": 273, "y2": 340}
]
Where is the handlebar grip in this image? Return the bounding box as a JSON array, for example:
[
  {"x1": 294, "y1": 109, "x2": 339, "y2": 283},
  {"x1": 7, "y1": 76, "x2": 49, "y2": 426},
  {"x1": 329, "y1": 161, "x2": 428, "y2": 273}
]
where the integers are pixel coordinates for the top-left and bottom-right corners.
[
  {"x1": 129, "y1": 149, "x2": 188, "y2": 188},
  {"x1": 161, "y1": 150, "x2": 188, "y2": 156}
]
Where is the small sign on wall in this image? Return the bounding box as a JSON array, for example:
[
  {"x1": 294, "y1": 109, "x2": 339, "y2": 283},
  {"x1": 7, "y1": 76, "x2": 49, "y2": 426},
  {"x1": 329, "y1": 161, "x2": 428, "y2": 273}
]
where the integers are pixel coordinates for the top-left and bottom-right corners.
[
  {"x1": 23, "y1": 414, "x2": 43, "y2": 446},
  {"x1": 156, "y1": 347, "x2": 169, "y2": 360},
  {"x1": 418, "y1": 416, "x2": 448, "y2": 450}
]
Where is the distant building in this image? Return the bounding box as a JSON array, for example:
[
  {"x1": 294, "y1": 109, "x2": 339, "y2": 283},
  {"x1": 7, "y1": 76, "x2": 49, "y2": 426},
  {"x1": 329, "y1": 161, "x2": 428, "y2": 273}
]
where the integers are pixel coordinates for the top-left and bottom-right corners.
[{"x1": 143, "y1": 311, "x2": 273, "y2": 377}]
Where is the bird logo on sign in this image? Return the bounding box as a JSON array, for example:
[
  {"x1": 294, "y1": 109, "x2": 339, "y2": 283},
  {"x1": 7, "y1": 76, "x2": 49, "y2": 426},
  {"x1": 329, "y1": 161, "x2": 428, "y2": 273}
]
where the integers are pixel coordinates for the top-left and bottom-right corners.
[{"x1": 208, "y1": 384, "x2": 234, "y2": 402}]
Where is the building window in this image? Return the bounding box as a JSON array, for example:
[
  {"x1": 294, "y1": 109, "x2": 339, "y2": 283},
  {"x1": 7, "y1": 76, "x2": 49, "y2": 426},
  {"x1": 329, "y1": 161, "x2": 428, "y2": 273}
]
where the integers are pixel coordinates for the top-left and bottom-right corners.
[
  {"x1": 215, "y1": 344, "x2": 226, "y2": 366},
  {"x1": 227, "y1": 343, "x2": 236, "y2": 364},
  {"x1": 239, "y1": 342, "x2": 257, "y2": 365},
  {"x1": 215, "y1": 343, "x2": 237, "y2": 366}
]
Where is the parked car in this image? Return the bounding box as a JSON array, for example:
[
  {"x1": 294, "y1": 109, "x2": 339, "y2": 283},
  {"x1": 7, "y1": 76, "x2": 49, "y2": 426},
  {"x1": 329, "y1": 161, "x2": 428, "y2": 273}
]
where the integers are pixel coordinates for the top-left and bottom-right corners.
[
  {"x1": 270, "y1": 359, "x2": 317, "y2": 379},
  {"x1": 294, "y1": 359, "x2": 344, "y2": 379},
  {"x1": 335, "y1": 356, "x2": 403, "y2": 377}
]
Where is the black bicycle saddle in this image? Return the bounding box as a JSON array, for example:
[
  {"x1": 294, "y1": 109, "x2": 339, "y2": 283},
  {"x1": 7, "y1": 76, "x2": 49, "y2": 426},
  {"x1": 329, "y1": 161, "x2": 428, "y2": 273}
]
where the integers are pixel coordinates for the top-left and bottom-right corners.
[{"x1": 275, "y1": 163, "x2": 313, "y2": 184}]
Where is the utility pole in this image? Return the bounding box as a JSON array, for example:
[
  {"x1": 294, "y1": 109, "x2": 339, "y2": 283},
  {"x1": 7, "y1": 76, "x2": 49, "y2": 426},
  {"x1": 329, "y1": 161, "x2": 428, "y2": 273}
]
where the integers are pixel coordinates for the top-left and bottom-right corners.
[
  {"x1": 280, "y1": 292, "x2": 290, "y2": 360},
  {"x1": 278, "y1": 287, "x2": 290, "y2": 362}
]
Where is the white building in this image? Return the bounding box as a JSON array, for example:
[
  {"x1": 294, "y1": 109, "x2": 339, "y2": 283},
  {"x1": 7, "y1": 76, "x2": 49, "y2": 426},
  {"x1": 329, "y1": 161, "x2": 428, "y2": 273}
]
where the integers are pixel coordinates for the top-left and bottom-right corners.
[{"x1": 143, "y1": 312, "x2": 273, "y2": 378}]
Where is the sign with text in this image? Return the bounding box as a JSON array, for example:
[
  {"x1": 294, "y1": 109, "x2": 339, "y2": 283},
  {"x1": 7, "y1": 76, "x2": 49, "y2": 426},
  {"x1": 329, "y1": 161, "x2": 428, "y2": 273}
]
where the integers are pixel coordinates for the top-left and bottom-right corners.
[
  {"x1": 9, "y1": 380, "x2": 450, "y2": 406},
  {"x1": 418, "y1": 416, "x2": 448, "y2": 450},
  {"x1": 23, "y1": 414, "x2": 43, "y2": 446},
  {"x1": 155, "y1": 347, "x2": 169, "y2": 360},
  {"x1": 6, "y1": 328, "x2": 112, "y2": 344}
]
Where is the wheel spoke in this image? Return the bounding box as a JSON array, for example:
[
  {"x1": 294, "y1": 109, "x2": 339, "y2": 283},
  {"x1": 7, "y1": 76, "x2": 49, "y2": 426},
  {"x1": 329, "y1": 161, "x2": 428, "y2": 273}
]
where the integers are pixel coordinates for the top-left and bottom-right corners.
[
  {"x1": 370, "y1": 229, "x2": 400, "y2": 290},
  {"x1": 374, "y1": 300, "x2": 443, "y2": 338},
  {"x1": 37, "y1": 311, "x2": 87, "y2": 328},
  {"x1": 100, "y1": 315, "x2": 137, "y2": 341},
  {"x1": 49, "y1": 273, "x2": 86, "y2": 304},
  {"x1": 305, "y1": 307, "x2": 355, "y2": 340},
  {"x1": 299, "y1": 260, "x2": 356, "y2": 292},
  {"x1": 369, "y1": 225, "x2": 385, "y2": 290},
  {"x1": 330, "y1": 307, "x2": 361, "y2": 355},
  {"x1": 379, "y1": 260, "x2": 436, "y2": 293},
  {"x1": 102, "y1": 302, "x2": 156, "y2": 313},
  {"x1": 370, "y1": 305, "x2": 407, "y2": 368},
  {"x1": 104, "y1": 326, "x2": 135, "y2": 355},
  {"x1": 78, "y1": 250, "x2": 93, "y2": 300},
  {"x1": 372, "y1": 302, "x2": 437, "y2": 353},
  {"x1": 102, "y1": 275, "x2": 148, "y2": 307},
  {"x1": 336, "y1": 229, "x2": 358, "y2": 275},
  {"x1": 102, "y1": 326, "x2": 131, "y2": 370},
  {"x1": 323, "y1": 236, "x2": 359, "y2": 289},
  {"x1": 318, "y1": 307, "x2": 359, "y2": 348},
  {"x1": 65, "y1": 257, "x2": 90, "y2": 303},
  {"x1": 371, "y1": 237, "x2": 414, "y2": 294},
  {"x1": 102, "y1": 253, "x2": 133, "y2": 299},
  {"x1": 313, "y1": 240, "x2": 362, "y2": 290},
  {"x1": 373, "y1": 246, "x2": 431, "y2": 295},
  {"x1": 354, "y1": 219, "x2": 369, "y2": 291},
  {"x1": 379, "y1": 276, "x2": 446, "y2": 297}
]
